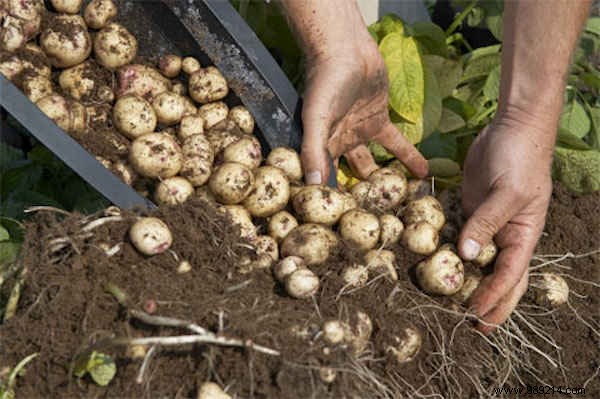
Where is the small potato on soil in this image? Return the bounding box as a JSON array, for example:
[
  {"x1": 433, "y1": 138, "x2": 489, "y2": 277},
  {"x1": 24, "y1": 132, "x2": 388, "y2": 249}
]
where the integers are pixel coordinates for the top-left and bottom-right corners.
[
  {"x1": 364, "y1": 249, "x2": 397, "y2": 281},
  {"x1": 281, "y1": 223, "x2": 338, "y2": 266},
  {"x1": 416, "y1": 248, "x2": 464, "y2": 296},
  {"x1": 386, "y1": 327, "x2": 422, "y2": 363},
  {"x1": 198, "y1": 101, "x2": 229, "y2": 130},
  {"x1": 273, "y1": 256, "x2": 304, "y2": 282},
  {"x1": 255, "y1": 235, "x2": 279, "y2": 263},
  {"x1": 129, "y1": 133, "x2": 183, "y2": 179},
  {"x1": 228, "y1": 105, "x2": 255, "y2": 134},
  {"x1": 93, "y1": 23, "x2": 137, "y2": 70},
  {"x1": 112, "y1": 161, "x2": 137, "y2": 186},
  {"x1": 243, "y1": 166, "x2": 290, "y2": 217},
  {"x1": 322, "y1": 320, "x2": 348, "y2": 345},
  {"x1": 112, "y1": 95, "x2": 157, "y2": 139},
  {"x1": 379, "y1": 214, "x2": 404, "y2": 247},
  {"x1": 341, "y1": 264, "x2": 369, "y2": 288},
  {"x1": 403, "y1": 195, "x2": 446, "y2": 231},
  {"x1": 222, "y1": 136, "x2": 262, "y2": 170},
  {"x1": 50, "y1": 0, "x2": 83, "y2": 15},
  {"x1": 152, "y1": 91, "x2": 185, "y2": 125},
  {"x1": 154, "y1": 177, "x2": 194, "y2": 205},
  {"x1": 84, "y1": 0, "x2": 118, "y2": 29},
  {"x1": 40, "y1": 15, "x2": 92, "y2": 68},
  {"x1": 319, "y1": 367, "x2": 336, "y2": 384},
  {"x1": 189, "y1": 66, "x2": 229, "y2": 104},
  {"x1": 182, "y1": 56, "x2": 201, "y2": 75},
  {"x1": 268, "y1": 211, "x2": 298, "y2": 243},
  {"x1": 220, "y1": 205, "x2": 256, "y2": 240},
  {"x1": 178, "y1": 115, "x2": 205, "y2": 140},
  {"x1": 339, "y1": 209, "x2": 380, "y2": 250},
  {"x1": 293, "y1": 185, "x2": 345, "y2": 226},
  {"x1": 348, "y1": 311, "x2": 373, "y2": 356},
  {"x1": 285, "y1": 268, "x2": 320, "y2": 299},
  {"x1": 366, "y1": 167, "x2": 408, "y2": 212},
  {"x1": 472, "y1": 241, "x2": 498, "y2": 267},
  {"x1": 453, "y1": 274, "x2": 481, "y2": 303},
  {"x1": 401, "y1": 221, "x2": 439, "y2": 255},
  {"x1": 197, "y1": 382, "x2": 231, "y2": 399},
  {"x1": 129, "y1": 217, "x2": 173, "y2": 256},
  {"x1": 208, "y1": 162, "x2": 254, "y2": 204},
  {"x1": 266, "y1": 147, "x2": 303, "y2": 181},
  {"x1": 533, "y1": 273, "x2": 569, "y2": 307},
  {"x1": 158, "y1": 54, "x2": 182, "y2": 78},
  {"x1": 23, "y1": 75, "x2": 52, "y2": 103}
]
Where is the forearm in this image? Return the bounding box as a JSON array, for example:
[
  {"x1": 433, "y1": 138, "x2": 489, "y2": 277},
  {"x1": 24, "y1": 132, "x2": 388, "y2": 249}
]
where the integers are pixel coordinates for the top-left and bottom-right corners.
[{"x1": 498, "y1": 0, "x2": 591, "y2": 136}]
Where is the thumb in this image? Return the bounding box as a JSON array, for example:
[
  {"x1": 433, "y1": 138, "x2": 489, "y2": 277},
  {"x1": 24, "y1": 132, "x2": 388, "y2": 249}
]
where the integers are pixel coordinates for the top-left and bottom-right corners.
[{"x1": 458, "y1": 188, "x2": 520, "y2": 260}]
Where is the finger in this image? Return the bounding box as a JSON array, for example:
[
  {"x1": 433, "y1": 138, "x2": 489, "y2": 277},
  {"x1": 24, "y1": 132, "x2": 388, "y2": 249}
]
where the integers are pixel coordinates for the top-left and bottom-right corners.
[
  {"x1": 345, "y1": 145, "x2": 379, "y2": 179},
  {"x1": 371, "y1": 122, "x2": 428, "y2": 178},
  {"x1": 476, "y1": 270, "x2": 528, "y2": 335},
  {"x1": 301, "y1": 88, "x2": 335, "y2": 185},
  {"x1": 458, "y1": 188, "x2": 524, "y2": 260}
]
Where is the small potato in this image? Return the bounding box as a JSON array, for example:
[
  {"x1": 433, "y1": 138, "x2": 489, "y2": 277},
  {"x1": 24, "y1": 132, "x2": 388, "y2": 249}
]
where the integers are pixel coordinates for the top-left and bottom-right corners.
[
  {"x1": 198, "y1": 101, "x2": 228, "y2": 129},
  {"x1": 348, "y1": 311, "x2": 373, "y2": 356},
  {"x1": 112, "y1": 161, "x2": 136, "y2": 186},
  {"x1": 255, "y1": 235, "x2": 279, "y2": 264},
  {"x1": 208, "y1": 162, "x2": 254, "y2": 204},
  {"x1": 386, "y1": 327, "x2": 422, "y2": 363},
  {"x1": 195, "y1": 186, "x2": 216, "y2": 203},
  {"x1": 406, "y1": 179, "x2": 432, "y2": 201},
  {"x1": 180, "y1": 156, "x2": 212, "y2": 187},
  {"x1": 379, "y1": 214, "x2": 404, "y2": 247},
  {"x1": 341, "y1": 264, "x2": 369, "y2": 288},
  {"x1": 58, "y1": 61, "x2": 95, "y2": 101},
  {"x1": 281, "y1": 223, "x2": 338, "y2": 266},
  {"x1": 197, "y1": 382, "x2": 231, "y2": 399},
  {"x1": 319, "y1": 368, "x2": 336, "y2": 384},
  {"x1": 0, "y1": 16, "x2": 27, "y2": 52},
  {"x1": 266, "y1": 147, "x2": 303, "y2": 181},
  {"x1": 341, "y1": 192, "x2": 358, "y2": 214},
  {"x1": 228, "y1": 105, "x2": 254, "y2": 134},
  {"x1": 182, "y1": 134, "x2": 214, "y2": 161},
  {"x1": 172, "y1": 82, "x2": 186, "y2": 96},
  {"x1": 158, "y1": 54, "x2": 182, "y2": 78},
  {"x1": 366, "y1": 168, "x2": 408, "y2": 212},
  {"x1": 364, "y1": 249, "x2": 397, "y2": 281},
  {"x1": 116, "y1": 64, "x2": 172, "y2": 100},
  {"x1": 84, "y1": 0, "x2": 117, "y2": 29},
  {"x1": 94, "y1": 23, "x2": 137, "y2": 69},
  {"x1": 533, "y1": 273, "x2": 569, "y2": 307},
  {"x1": 23, "y1": 75, "x2": 53, "y2": 102},
  {"x1": 273, "y1": 256, "x2": 304, "y2": 282},
  {"x1": 129, "y1": 217, "x2": 172, "y2": 256},
  {"x1": 472, "y1": 241, "x2": 498, "y2": 267},
  {"x1": 339, "y1": 209, "x2": 380, "y2": 250},
  {"x1": 113, "y1": 95, "x2": 157, "y2": 139},
  {"x1": 50, "y1": 0, "x2": 83, "y2": 14},
  {"x1": 285, "y1": 268, "x2": 320, "y2": 299},
  {"x1": 0, "y1": 54, "x2": 23, "y2": 81},
  {"x1": 402, "y1": 222, "x2": 439, "y2": 255},
  {"x1": 220, "y1": 205, "x2": 256, "y2": 240},
  {"x1": 95, "y1": 156, "x2": 112, "y2": 169},
  {"x1": 322, "y1": 320, "x2": 348, "y2": 345},
  {"x1": 152, "y1": 91, "x2": 185, "y2": 125},
  {"x1": 403, "y1": 195, "x2": 446, "y2": 231},
  {"x1": 268, "y1": 211, "x2": 298, "y2": 243},
  {"x1": 129, "y1": 133, "x2": 183, "y2": 179},
  {"x1": 178, "y1": 115, "x2": 204, "y2": 140},
  {"x1": 189, "y1": 66, "x2": 229, "y2": 104},
  {"x1": 40, "y1": 15, "x2": 92, "y2": 68},
  {"x1": 453, "y1": 274, "x2": 481, "y2": 303},
  {"x1": 154, "y1": 177, "x2": 194, "y2": 205},
  {"x1": 416, "y1": 248, "x2": 464, "y2": 296},
  {"x1": 36, "y1": 94, "x2": 85, "y2": 135},
  {"x1": 243, "y1": 166, "x2": 290, "y2": 217},
  {"x1": 222, "y1": 136, "x2": 262, "y2": 169},
  {"x1": 182, "y1": 56, "x2": 201, "y2": 75},
  {"x1": 293, "y1": 185, "x2": 345, "y2": 226}
]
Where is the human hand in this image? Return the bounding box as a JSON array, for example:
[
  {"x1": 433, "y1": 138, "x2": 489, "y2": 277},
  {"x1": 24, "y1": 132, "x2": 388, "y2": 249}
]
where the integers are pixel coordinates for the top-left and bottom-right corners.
[{"x1": 458, "y1": 113, "x2": 554, "y2": 334}]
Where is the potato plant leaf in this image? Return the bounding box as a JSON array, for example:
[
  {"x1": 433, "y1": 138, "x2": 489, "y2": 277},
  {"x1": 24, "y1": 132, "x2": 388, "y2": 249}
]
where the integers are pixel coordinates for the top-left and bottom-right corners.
[
  {"x1": 438, "y1": 107, "x2": 466, "y2": 133},
  {"x1": 380, "y1": 33, "x2": 425, "y2": 124},
  {"x1": 422, "y1": 64, "x2": 443, "y2": 138},
  {"x1": 423, "y1": 55, "x2": 463, "y2": 98},
  {"x1": 73, "y1": 351, "x2": 116, "y2": 387},
  {"x1": 460, "y1": 52, "x2": 501, "y2": 83},
  {"x1": 369, "y1": 14, "x2": 405, "y2": 43},
  {"x1": 443, "y1": 97, "x2": 477, "y2": 121},
  {"x1": 483, "y1": 65, "x2": 501, "y2": 101},
  {"x1": 553, "y1": 147, "x2": 600, "y2": 194},
  {"x1": 417, "y1": 132, "x2": 458, "y2": 160},
  {"x1": 557, "y1": 128, "x2": 592, "y2": 150},
  {"x1": 391, "y1": 110, "x2": 424, "y2": 145},
  {"x1": 585, "y1": 17, "x2": 600, "y2": 36},
  {"x1": 0, "y1": 226, "x2": 9, "y2": 242},
  {"x1": 0, "y1": 242, "x2": 20, "y2": 267},
  {"x1": 588, "y1": 107, "x2": 600, "y2": 150},
  {"x1": 559, "y1": 100, "x2": 591, "y2": 138},
  {"x1": 407, "y1": 22, "x2": 448, "y2": 57},
  {"x1": 427, "y1": 158, "x2": 461, "y2": 177}
]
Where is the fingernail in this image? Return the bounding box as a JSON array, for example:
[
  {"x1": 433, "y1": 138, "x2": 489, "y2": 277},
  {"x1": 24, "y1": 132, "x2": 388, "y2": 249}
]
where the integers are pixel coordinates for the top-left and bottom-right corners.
[
  {"x1": 462, "y1": 239, "x2": 481, "y2": 260},
  {"x1": 306, "y1": 171, "x2": 322, "y2": 185}
]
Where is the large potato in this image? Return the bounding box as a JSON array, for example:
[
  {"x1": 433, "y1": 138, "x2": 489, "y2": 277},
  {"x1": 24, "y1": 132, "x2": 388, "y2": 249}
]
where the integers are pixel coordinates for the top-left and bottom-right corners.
[
  {"x1": 222, "y1": 136, "x2": 262, "y2": 169},
  {"x1": 84, "y1": 0, "x2": 118, "y2": 29},
  {"x1": 40, "y1": 15, "x2": 92, "y2": 68},
  {"x1": 116, "y1": 64, "x2": 171, "y2": 100},
  {"x1": 266, "y1": 147, "x2": 303, "y2": 181},
  {"x1": 339, "y1": 209, "x2": 380, "y2": 250},
  {"x1": 94, "y1": 23, "x2": 137, "y2": 69},
  {"x1": 243, "y1": 166, "x2": 290, "y2": 217},
  {"x1": 189, "y1": 66, "x2": 228, "y2": 104},
  {"x1": 112, "y1": 95, "x2": 157, "y2": 139},
  {"x1": 208, "y1": 162, "x2": 254, "y2": 204},
  {"x1": 58, "y1": 61, "x2": 107, "y2": 101},
  {"x1": 281, "y1": 224, "x2": 338, "y2": 266},
  {"x1": 293, "y1": 185, "x2": 345, "y2": 225},
  {"x1": 365, "y1": 168, "x2": 408, "y2": 212},
  {"x1": 129, "y1": 133, "x2": 183, "y2": 178},
  {"x1": 152, "y1": 91, "x2": 185, "y2": 125},
  {"x1": 416, "y1": 248, "x2": 464, "y2": 296}
]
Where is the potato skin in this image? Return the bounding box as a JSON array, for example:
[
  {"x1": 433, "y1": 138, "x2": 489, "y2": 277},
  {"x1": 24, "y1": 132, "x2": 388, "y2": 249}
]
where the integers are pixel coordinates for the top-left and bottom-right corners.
[
  {"x1": 268, "y1": 211, "x2": 298, "y2": 243},
  {"x1": 339, "y1": 209, "x2": 380, "y2": 250},
  {"x1": 152, "y1": 91, "x2": 185, "y2": 125},
  {"x1": 243, "y1": 166, "x2": 290, "y2": 217},
  {"x1": 129, "y1": 217, "x2": 172, "y2": 256},
  {"x1": 178, "y1": 115, "x2": 204, "y2": 140},
  {"x1": 365, "y1": 168, "x2": 408, "y2": 212},
  {"x1": 154, "y1": 177, "x2": 194, "y2": 205},
  {"x1": 220, "y1": 205, "x2": 256, "y2": 240},
  {"x1": 116, "y1": 64, "x2": 172, "y2": 100},
  {"x1": 112, "y1": 95, "x2": 157, "y2": 139},
  {"x1": 189, "y1": 66, "x2": 228, "y2": 104},
  {"x1": 364, "y1": 249, "x2": 398, "y2": 281},
  {"x1": 23, "y1": 75, "x2": 53, "y2": 103},
  {"x1": 182, "y1": 56, "x2": 201, "y2": 75},
  {"x1": 129, "y1": 133, "x2": 183, "y2": 179},
  {"x1": 94, "y1": 23, "x2": 137, "y2": 70},
  {"x1": 84, "y1": 0, "x2": 118, "y2": 29},
  {"x1": 281, "y1": 223, "x2": 337, "y2": 266},
  {"x1": 40, "y1": 15, "x2": 92, "y2": 68},
  {"x1": 222, "y1": 136, "x2": 262, "y2": 170},
  {"x1": 50, "y1": 0, "x2": 83, "y2": 14},
  {"x1": 293, "y1": 185, "x2": 345, "y2": 226},
  {"x1": 472, "y1": 241, "x2": 498, "y2": 267},
  {"x1": 266, "y1": 147, "x2": 303, "y2": 181},
  {"x1": 198, "y1": 101, "x2": 229, "y2": 129},
  {"x1": 208, "y1": 162, "x2": 254, "y2": 205},
  {"x1": 379, "y1": 214, "x2": 404, "y2": 247},
  {"x1": 401, "y1": 221, "x2": 439, "y2": 255},
  {"x1": 416, "y1": 249, "x2": 464, "y2": 296},
  {"x1": 403, "y1": 195, "x2": 446, "y2": 231},
  {"x1": 158, "y1": 54, "x2": 182, "y2": 78},
  {"x1": 228, "y1": 105, "x2": 254, "y2": 134}
]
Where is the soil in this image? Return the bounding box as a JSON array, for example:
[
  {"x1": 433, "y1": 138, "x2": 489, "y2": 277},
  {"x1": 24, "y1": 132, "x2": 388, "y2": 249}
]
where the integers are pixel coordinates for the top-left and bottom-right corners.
[{"x1": 0, "y1": 185, "x2": 598, "y2": 399}]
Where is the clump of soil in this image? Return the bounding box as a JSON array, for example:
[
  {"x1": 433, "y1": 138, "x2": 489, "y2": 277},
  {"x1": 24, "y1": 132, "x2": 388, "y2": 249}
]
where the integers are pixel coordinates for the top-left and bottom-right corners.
[{"x1": 0, "y1": 186, "x2": 598, "y2": 398}]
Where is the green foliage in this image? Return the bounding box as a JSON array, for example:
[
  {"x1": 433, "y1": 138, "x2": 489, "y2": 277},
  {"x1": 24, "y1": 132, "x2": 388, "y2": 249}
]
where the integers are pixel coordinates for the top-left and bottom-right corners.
[
  {"x1": 73, "y1": 351, "x2": 117, "y2": 386},
  {"x1": 553, "y1": 147, "x2": 600, "y2": 194}
]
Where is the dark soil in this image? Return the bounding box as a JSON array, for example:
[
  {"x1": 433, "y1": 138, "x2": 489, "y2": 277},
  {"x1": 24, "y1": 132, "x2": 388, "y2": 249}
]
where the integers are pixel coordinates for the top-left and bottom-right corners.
[{"x1": 0, "y1": 185, "x2": 598, "y2": 398}]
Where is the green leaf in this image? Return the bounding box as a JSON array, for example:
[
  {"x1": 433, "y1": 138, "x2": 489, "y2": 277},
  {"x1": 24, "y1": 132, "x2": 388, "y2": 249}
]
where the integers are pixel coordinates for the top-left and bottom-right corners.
[
  {"x1": 422, "y1": 55, "x2": 463, "y2": 98},
  {"x1": 453, "y1": 80, "x2": 485, "y2": 104},
  {"x1": 464, "y1": 44, "x2": 501, "y2": 62},
  {"x1": 407, "y1": 22, "x2": 448, "y2": 57},
  {"x1": 557, "y1": 128, "x2": 592, "y2": 150},
  {"x1": 482, "y1": 0, "x2": 503, "y2": 41},
  {"x1": 417, "y1": 132, "x2": 458, "y2": 160},
  {"x1": 380, "y1": 33, "x2": 425, "y2": 124},
  {"x1": 88, "y1": 353, "x2": 116, "y2": 386},
  {"x1": 580, "y1": 73, "x2": 600, "y2": 92},
  {"x1": 483, "y1": 65, "x2": 501, "y2": 101},
  {"x1": 0, "y1": 143, "x2": 23, "y2": 172},
  {"x1": 585, "y1": 17, "x2": 600, "y2": 36},
  {"x1": 394, "y1": 119, "x2": 424, "y2": 145},
  {"x1": 466, "y1": 7, "x2": 485, "y2": 27},
  {"x1": 553, "y1": 147, "x2": 600, "y2": 194},
  {"x1": 369, "y1": 14, "x2": 405, "y2": 43},
  {"x1": 427, "y1": 158, "x2": 461, "y2": 177},
  {"x1": 559, "y1": 100, "x2": 591, "y2": 138},
  {"x1": 0, "y1": 226, "x2": 9, "y2": 242},
  {"x1": 368, "y1": 142, "x2": 395, "y2": 163},
  {"x1": 443, "y1": 97, "x2": 477, "y2": 121},
  {"x1": 0, "y1": 242, "x2": 20, "y2": 266},
  {"x1": 438, "y1": 107, "x2": 466, "y2": 133},
  {"x1": 588, "y1": 107, "x2": 600, "y2": 150},
  {"x1": 460, "y1": 53, "x2": 501, "y2": 84},
  {"x1": 422, "y1": 63, "x2": 443, "y2": 138}
]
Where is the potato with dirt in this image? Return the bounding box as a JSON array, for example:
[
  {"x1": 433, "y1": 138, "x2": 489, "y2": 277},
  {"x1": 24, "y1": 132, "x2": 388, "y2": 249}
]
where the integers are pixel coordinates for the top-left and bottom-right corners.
[
  {"x1": 365, "y1": 167, "x2": 408, "y2": 212},
  {"x1": 152, "y1": 91, "x2": 186, "y2": 125},
  {"x1": 197, "y1": 382, "x2": 231, "y2": 399},
  {"x1": 158, "y1": 54, "x2": 182, "y2": 78},
  {"x1": 198, "y1": 101, "x2": 229, "y2": 130},
  {"x1": 50, "y1": 0, "x2": 82, "y2": 14},
  {"x1": 178, "y1": 115, "x2": 205, "y2": 140},
  {"x1": 208, "y1": 162, "x2": 254, "y2": 205},
  {"x1": 189, "y1": 66, "x2": 229, "y2": 104},
  {"x1": 84, "y1": 0, "x2": 117, "y2": 29},
  {"x1": 285, "y1": 268, "x2": 320, "y2": 299},
  {"x1": 22, "y1": 75, "x2": 52, "y2": 102},
  {"x1": 116, "y1": 64, "x2": 172, "y2": 100},
  {"x1": 403, "y1": 195, "x2": 446, "y2": 231},
  {"x1": 40, "y1": 15, "x2": 92, "y2": 68},
  {"x1": 364, "y1": 249, "x2": 398, "y2": 281},
  {"x1": 266, "y1": 147, "x2": 303, "y2": 182},
  {"x1": 154, "y1": 177, "x2": 194, "y2": 205},
  {"x1": 222, "y1": 136, "x2": 262, "y2": 169},
  {"x1": 416, "y1": 248, "x2": 465, "y2": 295},
  {"x1": 36, "y1": 94, "x2": 86, "y2": 136},
  {"x1": 242, "y1": 166, "x2": 290, "y2": 217},
  {"x1": 58, "y1": 61, "x2": 113, "y2": 102},
  {"x1": 281, "y1": 223, "x2": 338, "y2": 266},
  {"x1": 0, "y1": 0, "x2": 43, "y2": 52},
  {"x1": 180, "y1": 134, "x2": 214, "y2": 187},
  {"x1": 268, "y1": 210, "x2": 298, "y2": 243},
  {"x1": 386, "y1": 327, "x2": 422, "y2": 363},
  {"x1": 220, "y1": 205, "x2": 256, "y2": 240},
  {"x1": 339, "y1": 209, "x2": 380, "y2": 250},
  {"x1": 129, "y1": 217, "x2": 172, "y2": 256},
  {"x1": 129, "y1": 133, "x2": 183, "y2": 179},
  {"x1": 112, "y1": 95, "x2": 157, "y2": 139},
  {"x1": 401, "y1": 221, "x2": 439, "y2": 255},
  {"x1": 94, "y1": 22, "x2": 137, "y2": 69},
  {"x1": 472, "y1": 241, "x2": 498, "y2": 267},
  {"x1": 341, "y1": 264, "x2": 369, "y2": 287},
  {"x1": 379, "y1": 214, "x2": 404, "y2": 247},
  {"x1": 533, "y1": 272, "x2": 569, "y2": 307},
  {"x1": 293, "y1": 185, "x2": 345, "y2": 225},
  {"x1": 273, "y1": 255, "x2": 304, "y2": 282},
  {"x1": 228, "y1": 105, "x2": 255, "y2": 134}
]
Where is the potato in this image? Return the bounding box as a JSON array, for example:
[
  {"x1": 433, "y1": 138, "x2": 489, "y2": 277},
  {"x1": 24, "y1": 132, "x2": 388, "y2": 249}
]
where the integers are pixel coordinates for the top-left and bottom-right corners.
[
  {"x1": 180, "y1": 156, "x2": 212, "y2": 187},
  {"x1": 403, "y1": 195, "x2": 445, "y2": 231},
  {"x1": 198, "y1": 101, "x2": 228, "y2": 129},
  {"x1": 285, "y1": 268, "x2": 320, "y2": 299},
  {"x1": 472, "y1": 241, "x2": 498, "y2": 267},
  {"x1": 40, "y1": 15, "x2": 92, "y2": 68},
  {"x1": 0, "y1": 53, "x2": 23, "y2": 81},
  {"x1": 281, "y1": 223, "x2": 337, "y2": 266},
  {"x1": 293, "y1": 185, "x2": 345, "y2": 226},
  {"x1": 177, "y1": 260, "x2": 192, "y2": 274},
  {"x1": 401, "y1": 221, "x2": 439, "y2": 255},
  {"x1": 386, "y1": 327, "x2": 422, "y2": 363},
  {"x1": 0, "y1": 16, "x2": 27, "y2": 52},
  {"x1": 195, "y1": 185, "x2": 216, "y2": 203},
  {"x1": 205, "y1": 125, "x2": 242, "y2": 156},
  {"x1": 208, "y1": 162, "x2": 254, "y2": 204},
  {"x1": 366, "y1": 167, "x2": 408, "y2": 212},
  {"x1": 341, "y1": 264, "x2": 369, "y2": 288},
  {"x1": 243, "y1": 166, "x2": 290, "y2": 217},
  {"x1": 178, "y1": 115, "x2": 204, "y2": 140},
  {"x1": 20, "y1": 44, "x2": 52, "y2": 78},
  {"x1": 322, "y1": 320, "x2": 348, "y2": 345},
  {"x1": 129, "y1": 217, "x2": 172, "y2": 256},
  {"x1": 94, "y1": 23, "x2": 137, "y2": 70},
  {"x1": 533, "y1": 273, "x2": 569, "y2": 307},
  {"x1": 84, "y1": 0, "x2": 117, "y2": 29},
  {"x1": 289, "y1": 181, "x2": 304, "y2": 199},
  {"x1": 23, "y1": 75, "x2": 52, "y2": 102},
  {"x1": 112, "y1": 161, "x2": 136, "y2": 186},
  {"x1": 152, "y1": 91, "x2": 185, "y2": 125},
  {"x1": 129, "y1": 133, "x2": 183, "y2": 178},
  {"x1": 341, "y1": 192, "x2": 358, "y2": 214},
  {"x1": 453, "y1": 274, "x2": 481, "y2": 303},
  {"x1": 154, "y1": 177, "x2": 194, "y2": 205},
  {"x1": 112, "y1": 95, "x2": 157, "y2": 139},
  {"x1": 265, "y1": 147, "x2": 303, "y2": 182},
  {"x1": 189, "y1": 66, "x2": 228, "y2": 104},
  {"x1": 339, "y1": 209, "x2": 380, "y2": 250},
  {"x1": 348, "y1": 311, "x2": 372, "y2": 356},
  {"x1": 268, "y1": 211, "x2": 298, "y2": 243},
  {"x1": 58, "y1": 61, "x2": 99, "y2": 101},
  {"x1": 50, "y1": 0, "x2": 82, "y2": 14},
  {"x1": 379, "y1": 214, "x2": 404, "y2": 247},
  {"x1": 158, "y1": 54, "x2": 182, "y2": 78},
  {"x1": 255, "y1": 235, "x2": 279, "y2": 264},
  {"x1": 364, "y1": 249, "x2": 397, "y2": 281},
  {"x1": 416, "y1": 248, "x2": 464, "y2": 295},
  {"x1": 228, "y1": 105, "x2": 254, "y2": 134},
  {"x1": 117, "y1": 64, "x2": 172, "y2": 100},
  {"x1": 222, "y1": 136, "x2": 262, "y2": 169},
  {"x1": 220, "y1": 205, "x2": 256, "y2": 240},
  {"x1": 36, "y1": 94, "x2": 85, "y2": 136},
  {"x1": 273, "y1": 256, "x2": 304, "y2": 282},
  {"x1": 350, "y1": 181, "x2": 371, "y2": 206},
  {"x1": 197, "y1": 382, "x2": 231, "y2": 399},
  {"x1": 182, "y1": 56, "x2": 201, "y2": 75},
  {"x1": 406, "y1": 179, "x2": 432, "y2": 201},
  {"x1": 172, "y1": 82, "x2": 186, "y2": 96},
  {"x1": 182, "y1": 134, "x2": 213, "y2": 160},
  {"x1": 319, "y1": 367, "x2": 336, "y2": 384}
]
